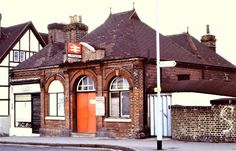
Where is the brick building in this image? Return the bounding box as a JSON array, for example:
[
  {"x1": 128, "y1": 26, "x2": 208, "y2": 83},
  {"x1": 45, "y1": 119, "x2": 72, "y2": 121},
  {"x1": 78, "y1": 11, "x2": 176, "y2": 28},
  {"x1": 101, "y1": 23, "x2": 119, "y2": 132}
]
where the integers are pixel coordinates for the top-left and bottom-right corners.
[{"x1": 11, "y1": 9, "x2": 236, "y2": 138}]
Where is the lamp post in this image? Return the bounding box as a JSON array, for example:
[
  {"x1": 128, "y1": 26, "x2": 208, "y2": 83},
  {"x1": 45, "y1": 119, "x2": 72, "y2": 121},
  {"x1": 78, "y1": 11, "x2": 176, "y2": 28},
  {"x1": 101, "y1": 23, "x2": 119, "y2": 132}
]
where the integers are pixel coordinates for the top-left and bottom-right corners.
[{"x1": 155, "y1": 0, "x2": 162, "y2": 150}]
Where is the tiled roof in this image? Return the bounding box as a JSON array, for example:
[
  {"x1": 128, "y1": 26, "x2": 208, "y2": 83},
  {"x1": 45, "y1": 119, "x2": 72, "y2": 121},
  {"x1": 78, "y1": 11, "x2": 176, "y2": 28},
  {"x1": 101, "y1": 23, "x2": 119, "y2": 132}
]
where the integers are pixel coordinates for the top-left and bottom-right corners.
[
  {"x1": 0, "y1": 22, "x2": 47, "y2": 63},
  {"x1": 39, "y1": 32, "x2": 49, "y2": 44},
  {"x1": 80, "y1": 10, "x2": 148, "y2": 59},
  {"x1": 80, "y1": 9, "x2": 236, "y2": 69},
  {"x1": 162, "y1": 79, "x2": 236, "y2": 97},
  {"x1": 14, "y1": 9, "x2": 236, "y2": 70},
  {"x1": 14, "y1": 42, "x2": 65, "y2": 70},
  {"x1": 167, "y1": 33, "x2": 236, "y2": 68}
]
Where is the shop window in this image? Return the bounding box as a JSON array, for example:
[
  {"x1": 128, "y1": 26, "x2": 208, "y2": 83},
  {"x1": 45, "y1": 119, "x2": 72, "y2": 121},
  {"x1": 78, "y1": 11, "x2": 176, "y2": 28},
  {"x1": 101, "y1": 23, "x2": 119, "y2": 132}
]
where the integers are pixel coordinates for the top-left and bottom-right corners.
[
  {"x1": 77, "y1": 76, "x2": 96, "y2": 92},
  {"x1": 15, "y1": 94, "x2": 32, "y2": 128},
  {"x1": 109, "y1": 77, "x2": 130, "y2": 118},
  {"x1": 48, "y1": 80, "x2": 65, "y2": 117}
]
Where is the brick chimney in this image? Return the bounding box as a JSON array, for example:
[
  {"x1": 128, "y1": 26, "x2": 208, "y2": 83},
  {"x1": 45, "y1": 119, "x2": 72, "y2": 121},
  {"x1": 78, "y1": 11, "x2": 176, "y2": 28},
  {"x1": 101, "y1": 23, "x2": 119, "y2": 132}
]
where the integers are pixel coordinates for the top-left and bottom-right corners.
[
  {"x1": 201, "y1": 25, "x2": 216, "y2": 52},
  {"x1": 64, "y1": 15, "x2": 88, "y2": 43},
  {"x1": 47, "y1": 23, "x2": 67, "y2": 43}
]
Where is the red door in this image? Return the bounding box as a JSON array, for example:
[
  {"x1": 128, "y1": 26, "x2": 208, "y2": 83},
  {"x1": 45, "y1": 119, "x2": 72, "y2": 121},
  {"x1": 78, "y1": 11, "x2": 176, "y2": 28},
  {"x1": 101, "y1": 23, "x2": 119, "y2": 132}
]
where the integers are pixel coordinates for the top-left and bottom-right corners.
[{"x1": 77, "y1": 93, "x2": 96, "y2": 133}]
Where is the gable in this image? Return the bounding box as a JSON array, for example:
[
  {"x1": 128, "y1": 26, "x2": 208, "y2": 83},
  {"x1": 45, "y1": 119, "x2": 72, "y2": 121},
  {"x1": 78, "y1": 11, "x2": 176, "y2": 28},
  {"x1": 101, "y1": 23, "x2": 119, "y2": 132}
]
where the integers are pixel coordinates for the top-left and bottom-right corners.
[{"x1": 0, "y1": 22, "x2": 46, "y2": 63}]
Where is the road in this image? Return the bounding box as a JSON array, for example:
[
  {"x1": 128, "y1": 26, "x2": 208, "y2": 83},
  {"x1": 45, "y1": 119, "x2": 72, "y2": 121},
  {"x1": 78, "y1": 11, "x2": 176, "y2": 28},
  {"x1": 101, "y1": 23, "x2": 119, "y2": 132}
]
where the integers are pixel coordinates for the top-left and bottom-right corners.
[{"x1": 0, "y1": 144, "x2": 115, "y2": 151}]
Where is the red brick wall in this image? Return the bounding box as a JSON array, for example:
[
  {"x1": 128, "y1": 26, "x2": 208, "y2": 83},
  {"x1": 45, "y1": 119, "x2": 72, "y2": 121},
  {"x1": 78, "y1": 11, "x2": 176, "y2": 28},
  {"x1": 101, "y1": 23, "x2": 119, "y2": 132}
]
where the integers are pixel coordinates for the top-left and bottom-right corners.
[
  {"x1": 12, "y1": 60, "x2": 236, "y2": 138},
  {"x1": 145, "y1": 64, "x2": 157, "y2": 91},
  {"x1": 98, "y1": 60, "x2": 145, "y2": 138},
  {"x1": 162, "y1": 67, "x2": 202, "y2": 80},
  {"x1": 172, "y1": 105, "x2": 236, "y2": 142}
]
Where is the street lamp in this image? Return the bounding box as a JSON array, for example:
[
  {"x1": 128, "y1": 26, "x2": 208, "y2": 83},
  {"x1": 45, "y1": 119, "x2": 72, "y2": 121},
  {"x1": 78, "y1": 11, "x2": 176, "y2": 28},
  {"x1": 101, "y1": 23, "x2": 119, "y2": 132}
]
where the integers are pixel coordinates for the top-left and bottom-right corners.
[{"x1": 155, "y1": 0, "x2": 162, "y2": 150}]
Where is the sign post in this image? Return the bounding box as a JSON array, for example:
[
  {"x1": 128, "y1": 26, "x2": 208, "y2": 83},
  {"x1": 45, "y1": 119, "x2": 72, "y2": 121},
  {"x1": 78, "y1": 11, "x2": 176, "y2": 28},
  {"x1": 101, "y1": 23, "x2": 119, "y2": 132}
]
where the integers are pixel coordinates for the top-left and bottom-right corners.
[{"x1": 155, "y1": 0, "x2": 162, "y2": 150}]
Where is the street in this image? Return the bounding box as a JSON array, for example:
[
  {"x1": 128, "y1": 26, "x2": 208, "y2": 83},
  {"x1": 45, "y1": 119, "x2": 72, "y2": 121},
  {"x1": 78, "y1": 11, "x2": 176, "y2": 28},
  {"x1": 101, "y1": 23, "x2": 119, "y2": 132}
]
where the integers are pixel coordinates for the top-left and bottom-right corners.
[{"x1": 0, "y1": 144, "x2": 114, "y2": 151}]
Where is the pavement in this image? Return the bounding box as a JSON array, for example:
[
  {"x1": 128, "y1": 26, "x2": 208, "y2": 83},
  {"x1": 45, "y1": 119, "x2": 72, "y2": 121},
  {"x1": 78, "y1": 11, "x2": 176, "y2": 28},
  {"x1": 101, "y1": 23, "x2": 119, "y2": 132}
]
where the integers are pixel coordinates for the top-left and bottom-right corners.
[{"x1": 0, "y1": 136, "x2": 236, "y2": 151}]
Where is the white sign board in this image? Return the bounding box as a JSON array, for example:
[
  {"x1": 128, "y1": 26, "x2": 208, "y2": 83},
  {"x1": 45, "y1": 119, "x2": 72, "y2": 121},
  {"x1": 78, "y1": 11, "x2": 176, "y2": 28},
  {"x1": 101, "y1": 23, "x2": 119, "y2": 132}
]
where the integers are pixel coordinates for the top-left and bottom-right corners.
[
  {"x1": 96, "y1": 96, "x2": 105, "y2": 116},
  {"x1": 160, "y1": 61, "x2": 176, "y2": 68},
  {"x1": 12, "y1": 84, "x2": 40, "y2": 93}
]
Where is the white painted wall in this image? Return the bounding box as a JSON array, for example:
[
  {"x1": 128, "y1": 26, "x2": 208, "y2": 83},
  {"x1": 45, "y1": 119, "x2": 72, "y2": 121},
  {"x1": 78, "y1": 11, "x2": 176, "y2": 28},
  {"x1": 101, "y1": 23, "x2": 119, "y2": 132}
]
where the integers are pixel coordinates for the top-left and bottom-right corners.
[
  {"x1": 0, "y1": 117, "x2": 10, "y2": 135},
  {"x1": 172, "y1": 92, "x2": 229, "y2": 106},
  {"x1": 0, "y1": 55, "x2": 10, "y2": 134},
  {"x1": 10, "y1": 84, "x2": 40, "y2": 136}
]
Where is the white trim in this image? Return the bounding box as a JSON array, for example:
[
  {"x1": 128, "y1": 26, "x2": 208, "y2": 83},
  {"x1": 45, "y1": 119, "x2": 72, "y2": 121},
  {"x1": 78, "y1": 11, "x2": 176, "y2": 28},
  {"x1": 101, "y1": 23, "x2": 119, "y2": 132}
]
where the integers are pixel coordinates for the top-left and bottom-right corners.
[
  {"x1": 80, "y1": 42, "x2": 95, "y2": 52},
  {"x1": 45, "y1": 116, "x2": 65, "y2": 120},
  {"x1": 11, "y1": 78, "x2": 40, "y2": 83},
  {"x1": 12, "y1": 83, "x2": 40, "y2": 93},
  {"x1": 77, "y1": 76, "x2": 96, "y2": 92},
  {"x1": 104, "y1": 118, "x2": 131, "y2": 122}
]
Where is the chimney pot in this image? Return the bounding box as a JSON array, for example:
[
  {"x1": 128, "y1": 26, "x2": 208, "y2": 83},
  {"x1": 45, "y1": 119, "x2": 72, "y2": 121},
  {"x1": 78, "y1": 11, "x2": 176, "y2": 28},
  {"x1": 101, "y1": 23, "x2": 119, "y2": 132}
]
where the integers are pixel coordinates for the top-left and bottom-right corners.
[{"x1": 206, "y1": 24, "x2": 210, "y2": 34}]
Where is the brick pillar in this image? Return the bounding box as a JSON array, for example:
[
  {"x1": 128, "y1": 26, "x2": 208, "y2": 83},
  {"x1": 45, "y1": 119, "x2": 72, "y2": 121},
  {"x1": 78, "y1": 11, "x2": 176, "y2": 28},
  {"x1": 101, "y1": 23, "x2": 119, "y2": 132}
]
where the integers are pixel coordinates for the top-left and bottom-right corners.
[
  {"x1": 64, "y1": 69, "x2": 71, "y2": 135},
  {"x1": 39, "y1": 71, "x2": 46, "y2": 134},
  {"x1": 131, "y1": 63, "x2": 145, "y2": 138},
  {"x1": 95, "y1": 66, "x2": 104, "y2": 135}
]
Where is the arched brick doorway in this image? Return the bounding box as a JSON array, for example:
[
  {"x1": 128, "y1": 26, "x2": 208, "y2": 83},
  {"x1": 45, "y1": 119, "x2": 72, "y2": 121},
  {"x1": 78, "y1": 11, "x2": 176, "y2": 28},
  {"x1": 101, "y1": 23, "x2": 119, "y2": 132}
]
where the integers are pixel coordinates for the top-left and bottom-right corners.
[{"x1": 76, "y1": 76, "x2": 96, "y2": 133}]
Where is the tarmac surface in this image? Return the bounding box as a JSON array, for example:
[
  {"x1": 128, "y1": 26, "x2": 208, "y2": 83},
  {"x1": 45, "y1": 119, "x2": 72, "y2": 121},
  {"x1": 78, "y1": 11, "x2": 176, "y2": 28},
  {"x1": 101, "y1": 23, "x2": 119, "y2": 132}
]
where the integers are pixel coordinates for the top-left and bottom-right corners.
[{"x1": 0, "y1": 136, "x2": 236, "y2": 151}]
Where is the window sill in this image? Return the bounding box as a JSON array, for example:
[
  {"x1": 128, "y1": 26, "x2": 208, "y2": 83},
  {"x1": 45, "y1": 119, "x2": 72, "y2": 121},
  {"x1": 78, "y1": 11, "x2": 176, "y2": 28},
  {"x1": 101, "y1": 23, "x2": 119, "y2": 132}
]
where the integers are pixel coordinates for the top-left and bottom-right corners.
[
  {"x1": 104, "y1": 118, "x2": 131, "y2": 122},
  {"x1": 45, "y1": 116, "x2": 65, "y2": 120}
]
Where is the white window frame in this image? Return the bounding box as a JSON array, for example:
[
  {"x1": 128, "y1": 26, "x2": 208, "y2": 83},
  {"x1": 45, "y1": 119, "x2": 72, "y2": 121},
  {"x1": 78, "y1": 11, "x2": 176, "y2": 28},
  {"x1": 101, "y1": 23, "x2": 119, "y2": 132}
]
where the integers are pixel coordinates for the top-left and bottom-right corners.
[
  {"x1": 13, "y1": 50, "x2": 19, "y2": 62},
  {"x1": 77, "y1": 76, "x2": 96, "y2": 92},
  {"x1": 47, "y1": 80, "x2": 65, "y2": 118},
  {"x1": 20, "y1": 51, "x2": 26, "y2": 62},
  {"x1": 109, "y1": 77, "x2": 130, "y2": 118},
  {"x1": 15, "y1": 94, "x2": 32, "y2": 128}
]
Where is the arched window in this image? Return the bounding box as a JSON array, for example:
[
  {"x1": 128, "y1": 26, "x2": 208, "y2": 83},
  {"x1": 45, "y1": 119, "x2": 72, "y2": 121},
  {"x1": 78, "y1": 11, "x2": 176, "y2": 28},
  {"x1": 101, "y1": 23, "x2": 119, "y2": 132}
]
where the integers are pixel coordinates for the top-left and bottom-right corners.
[
  {"x1": 109, "y1": 76, "x2": 130, "y2": 118},
  {"x1": 77, "y1": 76, "x2": 96, "y2": 92},
  {"x1": 48, "y1": 80, "x2": 64, "y2": 117}
]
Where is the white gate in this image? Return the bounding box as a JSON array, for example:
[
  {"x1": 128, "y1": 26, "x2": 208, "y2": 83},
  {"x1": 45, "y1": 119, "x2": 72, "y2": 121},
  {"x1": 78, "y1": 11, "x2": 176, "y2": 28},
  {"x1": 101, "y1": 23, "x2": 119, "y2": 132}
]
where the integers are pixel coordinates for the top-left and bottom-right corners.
[{"x1": 148, "y1": 94, "x2": 172, "y2": 137}]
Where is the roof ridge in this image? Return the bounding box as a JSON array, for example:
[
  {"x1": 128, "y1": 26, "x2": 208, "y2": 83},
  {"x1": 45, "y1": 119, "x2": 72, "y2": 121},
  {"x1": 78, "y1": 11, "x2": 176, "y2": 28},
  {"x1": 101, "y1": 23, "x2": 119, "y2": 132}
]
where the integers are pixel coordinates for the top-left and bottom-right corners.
[
  {"x1": 111, "y1": 9, "x2": 135, "y2": 16},
  {"x1": 168, "y1": 33, "x2": 202, "y2": 58},
  {"x1": 6, "y1": 21, "x2": 32, "y2": 28},
  {"x1": 184, "y1": 33, "x2": 201, "y2": 57},
  {"x1": 165, "y1": 35, "x2": 203, "y2": 62}
]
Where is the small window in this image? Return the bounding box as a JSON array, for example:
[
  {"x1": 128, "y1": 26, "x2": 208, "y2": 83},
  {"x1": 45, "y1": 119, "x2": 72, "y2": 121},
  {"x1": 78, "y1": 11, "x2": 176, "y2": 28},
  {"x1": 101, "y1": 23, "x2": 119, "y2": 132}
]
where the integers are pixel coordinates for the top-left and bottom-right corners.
[
  {"x1": 20, "y1": 51, "x2": 26, "y2": 62},
  {"x1": 77, "y1": 76, "x2": 96, "y2": 92},
  {"x1": 48, "y1": 80, "x2": 65, "y2": 117},
  {"x1": 177, "y1": 74, "x2": 190, "y2": 81},
  {"x1": 13, "y1": 50, "x2": 19, "y2": 62}
]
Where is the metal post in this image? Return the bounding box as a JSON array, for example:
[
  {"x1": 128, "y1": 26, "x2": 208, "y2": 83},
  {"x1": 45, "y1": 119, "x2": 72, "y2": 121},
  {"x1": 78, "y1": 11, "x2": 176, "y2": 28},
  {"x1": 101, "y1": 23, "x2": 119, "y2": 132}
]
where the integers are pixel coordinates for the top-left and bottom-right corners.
[{"x1": 155, "y1": 0, "x2": 163, "y2": 150}]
